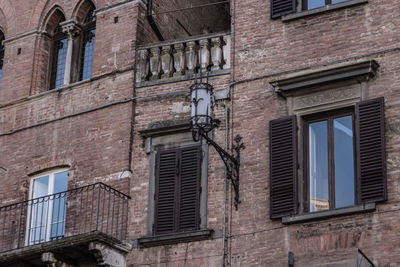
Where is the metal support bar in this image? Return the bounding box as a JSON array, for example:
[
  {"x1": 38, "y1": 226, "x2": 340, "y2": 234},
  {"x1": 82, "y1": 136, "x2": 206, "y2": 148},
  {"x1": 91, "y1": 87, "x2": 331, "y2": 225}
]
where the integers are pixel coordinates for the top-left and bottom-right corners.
[
  {"x1": 197, "y1": 129, "x2": 244, "y2": 209},
  {"x1": 357, "y1": 248, "x2": 375, "y2": 267}
]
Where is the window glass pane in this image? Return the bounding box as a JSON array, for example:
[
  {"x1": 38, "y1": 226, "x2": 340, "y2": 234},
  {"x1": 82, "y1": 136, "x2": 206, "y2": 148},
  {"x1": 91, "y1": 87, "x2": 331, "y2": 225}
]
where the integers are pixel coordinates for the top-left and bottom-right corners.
[
  {"x1": 309, "y1": 120, "x2": 329, "y2": 212},
  {"x1": 334, "y1": 115, "x2": 355, "y2": 208},
  {"x1": 50, "y1": 171, "x2": 68, "y2": 240},
  {"x1": 30, "y1": 176, "x2": 49, "y2": 244},
  {"x1": 332, "y1": 0, "x2": 347, "y2": 4},
  {"x1": 308, "y1": 0, "x2": 325, "y2": 9},
  {"x1": 53, "y1": 38, "x2": 68, "y2": 88},
  {"x1": 32, "y1": 176, "x2": 49, "y2": 198},
  {"x1": 80, "y1": 29, "x2": 95, "y2": 80},
  {"x1": 53, "y1": 171, "x2": 68, "y2": 193}
]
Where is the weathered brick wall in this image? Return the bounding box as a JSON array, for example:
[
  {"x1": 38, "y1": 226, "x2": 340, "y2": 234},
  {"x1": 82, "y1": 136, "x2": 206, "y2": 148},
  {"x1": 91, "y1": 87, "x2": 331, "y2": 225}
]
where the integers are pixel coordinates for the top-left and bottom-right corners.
[
  {"x1": 1, "y1": 0, "x2": 400, "y2": 266},
  {"x1": 0, "y1": 0, "x2": 138, "y2": 205}
]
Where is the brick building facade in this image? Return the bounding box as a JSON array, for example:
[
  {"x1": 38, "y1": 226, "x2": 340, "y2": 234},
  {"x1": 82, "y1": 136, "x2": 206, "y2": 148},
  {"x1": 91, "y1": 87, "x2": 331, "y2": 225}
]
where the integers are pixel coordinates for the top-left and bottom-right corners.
[{"x1": 0, "y1": 0, "x2": 398, "y2": 266}]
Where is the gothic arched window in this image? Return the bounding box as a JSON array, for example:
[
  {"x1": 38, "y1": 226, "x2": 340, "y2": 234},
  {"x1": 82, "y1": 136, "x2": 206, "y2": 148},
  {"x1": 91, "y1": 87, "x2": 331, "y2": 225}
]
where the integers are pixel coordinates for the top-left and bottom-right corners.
[
  {"x1": 50, "y1": 16, "x2": 68, "y2": 89},
  {"x1": 79, "y1": 6, "x2": 96, "y2": 81}
]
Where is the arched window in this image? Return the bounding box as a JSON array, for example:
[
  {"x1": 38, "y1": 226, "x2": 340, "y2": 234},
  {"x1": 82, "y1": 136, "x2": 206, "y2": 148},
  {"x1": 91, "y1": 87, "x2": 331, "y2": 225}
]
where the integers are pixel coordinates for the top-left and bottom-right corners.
[
  {"x1": 0, "y1": 32, "x2": 5, "y2": 87},
  {"x1": 79, "y1": 6, "x2": 96, "y2": 81},
  {"x1": 49, "y1": 16, "x2": 68, "y2": 90}
]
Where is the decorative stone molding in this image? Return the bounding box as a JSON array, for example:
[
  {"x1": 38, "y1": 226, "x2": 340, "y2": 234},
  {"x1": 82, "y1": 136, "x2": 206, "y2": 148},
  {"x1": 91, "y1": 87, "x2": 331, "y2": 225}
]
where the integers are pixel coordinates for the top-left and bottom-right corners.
[
  {"x1": 161, "y1": 45, "x2": 173, "y2": 78},
  {"x1": 135, "y1": 32, "x2": 230, "y2": 86},
  {"x1": 173, "y1": 43, "x2": 185, "y2": 76},
  {"x1": 149, "y1": 47, "x2": 161, "y2": 81},
  {"x1": 211, "y1": 37, "x2": 222, "y2": 71},
  {"x1": 198, "y1": 38, "x2": 210, "y2": 71},
  {"x1": 89, "y1": 242, "x2": 127, "y2": 267},
  {"x1": 60, "y1": 20, "x2": 81, "y2": 38},
  {"x1": 186, "y1": 41, "x2": 198, "y2": 75},
  {"x1": 271, "y1": 60, "x2": 379, "y2": 97}
]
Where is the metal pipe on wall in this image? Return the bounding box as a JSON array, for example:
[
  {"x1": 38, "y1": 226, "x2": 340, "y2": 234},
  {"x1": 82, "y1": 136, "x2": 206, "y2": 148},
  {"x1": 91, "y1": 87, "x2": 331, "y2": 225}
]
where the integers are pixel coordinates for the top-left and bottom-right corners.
[{"x1": 147, "y1": 0, "x2": 165, "y2": 41}]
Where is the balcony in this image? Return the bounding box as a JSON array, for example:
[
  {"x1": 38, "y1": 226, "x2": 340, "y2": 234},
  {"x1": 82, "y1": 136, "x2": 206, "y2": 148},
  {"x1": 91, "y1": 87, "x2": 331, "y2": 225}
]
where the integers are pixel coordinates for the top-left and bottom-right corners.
[
  {"x1": 135, "y1": 32, "x2": 231, "y2": 87},
  {"x1": 0, "y1": 183, "x2": 131, "y2": 267}
]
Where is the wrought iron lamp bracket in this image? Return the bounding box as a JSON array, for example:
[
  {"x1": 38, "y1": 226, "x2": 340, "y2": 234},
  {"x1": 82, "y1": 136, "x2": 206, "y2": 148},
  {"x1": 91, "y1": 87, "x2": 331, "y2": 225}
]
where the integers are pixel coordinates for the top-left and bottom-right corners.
[{"x1": 197, "y1": 129, "x2": 244, "y2": 210}]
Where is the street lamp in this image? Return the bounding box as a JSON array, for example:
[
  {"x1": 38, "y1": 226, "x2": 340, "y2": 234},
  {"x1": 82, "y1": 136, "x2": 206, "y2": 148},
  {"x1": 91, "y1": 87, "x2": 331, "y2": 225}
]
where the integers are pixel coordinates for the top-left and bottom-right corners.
[{"x1": 190, "y1": 76, "x2": 244, "y2": 210}]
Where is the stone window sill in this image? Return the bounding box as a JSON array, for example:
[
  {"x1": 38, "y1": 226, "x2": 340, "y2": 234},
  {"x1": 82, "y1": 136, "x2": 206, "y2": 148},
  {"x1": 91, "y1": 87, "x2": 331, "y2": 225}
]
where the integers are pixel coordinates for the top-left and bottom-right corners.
[
  {"x1": 282, "y1": 203, "x2": 375, "y2": 224},
  {"x1": 137, "y1": 229, "x2": 214, "y2": 248},
  {"x1": 282, "y1": 0, "x2": 368, "y2": 22}
]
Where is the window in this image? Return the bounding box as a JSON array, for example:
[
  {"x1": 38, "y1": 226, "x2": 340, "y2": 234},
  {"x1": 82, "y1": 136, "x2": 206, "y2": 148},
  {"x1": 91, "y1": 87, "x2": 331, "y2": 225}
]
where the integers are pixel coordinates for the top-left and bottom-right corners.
[
  {"x1": 154, "y1": 146, "x2": 201, "y2": 234},
  {"x1": 138, "y1": 123, "x2": 211, "y2": 245},
  {"x1": 49, "y1": 18, "x2": 68, "y2": 90},
  {"x1": 79, "y1": 6, "x2": 96, "y2": 81},
  {"x1": 27, "y1": 170, "x2": 68, "y2": 245},
  {"x1": 271, "y1": 0, "x2": 368, "y2": 20},
  {"x1": 270, "y1": 98, "x2": 386, "y2": 220},
  {"x1": 305, "y1": 109, "x2": 355, "y2": 212},
  {"x1": 303, "y1": 0, "x2": 347, "y2": 10},
  {"x1": 0, "y1": 32, "x2": 4, "y2": 88}
]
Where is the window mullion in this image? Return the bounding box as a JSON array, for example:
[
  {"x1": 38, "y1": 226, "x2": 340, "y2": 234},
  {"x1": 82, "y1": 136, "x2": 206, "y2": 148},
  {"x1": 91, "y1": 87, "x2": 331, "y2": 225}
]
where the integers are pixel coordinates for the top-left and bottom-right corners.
[
  {"x1": 328, "y1": 117, "x2": 336, "y2": 209},
  {"x1": 46, "y1": 173, "x2": 55, "y2": 242}
]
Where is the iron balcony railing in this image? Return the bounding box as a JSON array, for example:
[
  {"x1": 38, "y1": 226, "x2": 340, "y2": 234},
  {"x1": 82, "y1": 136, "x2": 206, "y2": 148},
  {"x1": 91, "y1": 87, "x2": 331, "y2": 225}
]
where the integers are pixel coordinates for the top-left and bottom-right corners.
[{"x1": 0, "y1": 182, "x2": 130, "y2": 253}]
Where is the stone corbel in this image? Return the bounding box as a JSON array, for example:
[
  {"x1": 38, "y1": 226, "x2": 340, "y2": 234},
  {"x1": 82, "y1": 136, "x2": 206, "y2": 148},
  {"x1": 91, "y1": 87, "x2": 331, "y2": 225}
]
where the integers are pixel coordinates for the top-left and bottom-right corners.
[
  {"x1": 42, "y1": 252, "x2": 75, "y2": 267},
  {"x1": 89, "y1": 242, "x2": 127, "y2": 267}
]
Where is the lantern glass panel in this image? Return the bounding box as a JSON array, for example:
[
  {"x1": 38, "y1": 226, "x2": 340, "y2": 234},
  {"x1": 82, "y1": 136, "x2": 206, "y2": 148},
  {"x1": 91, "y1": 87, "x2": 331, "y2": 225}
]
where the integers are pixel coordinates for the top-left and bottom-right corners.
[{"x1": 191, "y1": 83, "x2": 213, "y2": 132}]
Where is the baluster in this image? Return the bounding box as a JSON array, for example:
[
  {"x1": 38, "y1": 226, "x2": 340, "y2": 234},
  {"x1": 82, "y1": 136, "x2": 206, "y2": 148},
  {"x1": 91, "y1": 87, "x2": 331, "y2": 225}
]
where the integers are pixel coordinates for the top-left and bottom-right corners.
[
  {"x1": 211, "y1": 37, "x2": 222, "y2": 71},
  {"x1": 136, "y1": 49, "x2": 149, "y2": 83},
  {"x1": 173, "y1": 43, "x2": 185, "y2": 77},
  {"x1": 199, "y1": 39, "x2": 210, "y2": 72},
  {"x1": 185, "y1": 41, "x2": 197, "y2": 76},
  {"x1": 149, "y1": 47, "x2": 161, "y2": 81},
  {"x1": 161, "y1": 45, "x2": 173, "y2": 79},
  {"x1": 222, "y1": 35, "x2": 231, "y2": 70}
]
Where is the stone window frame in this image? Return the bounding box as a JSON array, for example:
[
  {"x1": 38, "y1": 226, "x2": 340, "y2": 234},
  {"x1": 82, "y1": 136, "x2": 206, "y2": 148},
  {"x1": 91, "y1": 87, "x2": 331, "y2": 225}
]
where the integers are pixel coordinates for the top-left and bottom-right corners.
[
  {"x1": 271, "y1": 60, "x2": 380, "y2": 223},
  {"x1": 138, "y1": 121, "x2": 212, "y2": 247}
]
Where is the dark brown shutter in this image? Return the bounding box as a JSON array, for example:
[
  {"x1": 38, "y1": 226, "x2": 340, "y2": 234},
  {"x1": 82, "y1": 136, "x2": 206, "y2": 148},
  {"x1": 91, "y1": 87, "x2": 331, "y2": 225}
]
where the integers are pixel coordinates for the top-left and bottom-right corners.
[
  {"x1": 356, "y1": 97, "x2": 387, "y2": 203},
  {"x1": 271, "y1": 0, "x2": 296, "y2": 19},
  {"x1": 269, "y1": 116, "x2": 298, "y2": 219},
  {"x1": 154, "y1": 145, "x2": 201, "y2": 234},
  {"x1": 154, "y1": 148, "x2": 178, "y2": 234},
  {"x1": 178, "y1": 146, "x2": 201, "y2": 231}
]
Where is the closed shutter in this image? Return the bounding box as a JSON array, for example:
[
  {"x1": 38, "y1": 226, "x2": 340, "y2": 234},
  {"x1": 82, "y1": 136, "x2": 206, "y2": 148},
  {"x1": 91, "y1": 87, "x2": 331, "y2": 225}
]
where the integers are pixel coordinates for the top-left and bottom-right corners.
[
  {"x1": 269, "y1": 116, "x2": 298, "y2": 219},
  {"x1": 271, "y1": 0, "x2": 296, "y2": 19},
  {"x1": 154, "y1": 145, "x2": 201, "y2": 234},
  {"x1": 179, "y1": 146, "x2": 201, "y2": 231},
  {"x1": 356, "y1": 97, "x2": 387, "y2": 203},
  {"x1": 154, "y1": 149, "x2": 178, "y2": 234}
]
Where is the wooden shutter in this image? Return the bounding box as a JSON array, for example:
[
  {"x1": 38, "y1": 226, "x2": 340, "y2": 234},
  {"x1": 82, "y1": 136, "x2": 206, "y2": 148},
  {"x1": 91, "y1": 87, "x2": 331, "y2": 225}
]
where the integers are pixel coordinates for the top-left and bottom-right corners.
[
  {"x1": 154, "y1": 145, "x2": 201, "y2": 234},
  {"x1": 356, "y1": 97, "x2": 387, "y2": 203},
  {"x1": 178, "y1": 146, "x2": 201, "y2": 231},
  {"x1": 271, "y1": 0, "x2": 296, "y2": 19},
  {"x1": 269, "y1": 116, "x2": 298, "y2": 219},
  {"x1": 154, "y1": 148, "x2": 178, "y2": 234}
]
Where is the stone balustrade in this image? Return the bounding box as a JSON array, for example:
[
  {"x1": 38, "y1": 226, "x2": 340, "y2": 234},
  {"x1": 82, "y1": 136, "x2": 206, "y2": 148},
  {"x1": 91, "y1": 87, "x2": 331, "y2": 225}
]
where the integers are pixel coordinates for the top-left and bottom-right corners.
[{"x1": 136, "y1": 32, "x2": 231, "y2": 86}]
